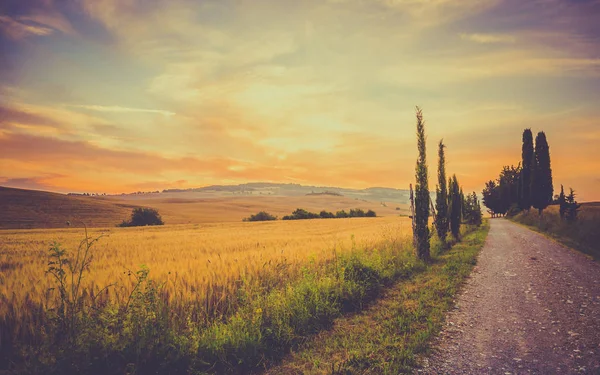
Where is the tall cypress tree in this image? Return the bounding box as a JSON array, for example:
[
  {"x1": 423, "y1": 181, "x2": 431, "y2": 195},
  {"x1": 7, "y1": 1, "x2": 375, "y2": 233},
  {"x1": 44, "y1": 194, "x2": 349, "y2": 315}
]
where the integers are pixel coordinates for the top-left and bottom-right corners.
[
  {"x1": 532, "y1": 131, "x2": 553, "y2": 215},
  {"x1": 435, "y1": 140, "x2": 449, "y2": 245},
  {"x1": 449, "y1": 175, "x2": 462, "y2": 240},
  {"x1": 520, "y1": 129, "x2": 534, "y2": 210},
  {"x1": 414, "y1": 107, "x2": 430, "y2": 261}
]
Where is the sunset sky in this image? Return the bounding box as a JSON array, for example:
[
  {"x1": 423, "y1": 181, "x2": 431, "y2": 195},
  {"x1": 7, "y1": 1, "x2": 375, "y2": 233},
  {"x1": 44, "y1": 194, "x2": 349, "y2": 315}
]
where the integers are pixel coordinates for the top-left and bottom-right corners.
[{"x1": 1, "y1": 0, "x2": 599, "y2": 200}]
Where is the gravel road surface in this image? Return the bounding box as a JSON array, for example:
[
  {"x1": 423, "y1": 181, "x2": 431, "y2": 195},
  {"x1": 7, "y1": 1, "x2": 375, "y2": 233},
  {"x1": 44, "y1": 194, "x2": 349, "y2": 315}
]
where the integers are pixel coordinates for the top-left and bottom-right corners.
[{"x1": 418, "y1": 219, "x2": 600, "y2": 374}]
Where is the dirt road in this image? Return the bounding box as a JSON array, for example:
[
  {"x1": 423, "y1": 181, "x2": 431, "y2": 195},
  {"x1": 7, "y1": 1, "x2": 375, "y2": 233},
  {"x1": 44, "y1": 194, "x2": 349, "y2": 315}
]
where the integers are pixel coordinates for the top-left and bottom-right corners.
[{"x1": 418, "y1": 219, "x2": 600, "y2": 374}]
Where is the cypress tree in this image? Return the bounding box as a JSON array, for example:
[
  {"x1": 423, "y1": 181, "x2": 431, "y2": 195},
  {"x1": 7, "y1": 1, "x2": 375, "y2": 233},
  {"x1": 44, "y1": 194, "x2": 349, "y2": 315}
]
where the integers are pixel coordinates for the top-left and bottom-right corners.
[
  {"x1": 520, "y1": 129, "x2": 534, "y2": 210},
  {"x1": 449, "y1": 174, "x2": 461, "y2": 240},
  {"x1": 435, "y1": 140, "x2": 449, "y2": 245},
  {"x1": 414, "y1": 107, "x2": 430, "y2": 261},
  {"x1": 532, "y1": 131, "x2": 553, "y2": 215},
  {"x1": 558, "y1": 185, "x2": 566, "y2": 219}
]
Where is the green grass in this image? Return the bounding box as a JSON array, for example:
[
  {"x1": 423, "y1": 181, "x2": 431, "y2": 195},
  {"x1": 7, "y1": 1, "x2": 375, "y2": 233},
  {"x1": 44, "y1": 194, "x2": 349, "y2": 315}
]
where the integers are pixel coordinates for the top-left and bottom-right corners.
[
  {"x1": 510, "y1": 207, "x2": 600, "y2": 260},
  {"x1": 265, "y1": 220, "x2": 490, "y2": 374}
]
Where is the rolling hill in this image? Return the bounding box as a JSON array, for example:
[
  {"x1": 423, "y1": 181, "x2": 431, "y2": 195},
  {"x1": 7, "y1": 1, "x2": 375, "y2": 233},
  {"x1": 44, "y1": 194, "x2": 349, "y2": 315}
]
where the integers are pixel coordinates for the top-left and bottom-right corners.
[
  {"x1": 0, "y1": 186, "x2": 138, "y2": 229},
  {"x1": 0, "y1": 184, "x2": 410, "y2": 229}
]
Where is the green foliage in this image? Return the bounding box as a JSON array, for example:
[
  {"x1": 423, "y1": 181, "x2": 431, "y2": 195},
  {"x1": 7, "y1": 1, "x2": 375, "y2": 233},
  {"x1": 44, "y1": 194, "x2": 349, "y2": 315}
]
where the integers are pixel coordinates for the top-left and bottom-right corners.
[
  {"x1": 564, "y1": 188, "x2": 581, "y2": 223},
  {"x1": 414, "y1": 107, "x2": 430, "y2": 261},
  {"x1": 279, "y1": 209, "x2": 376, "y2": 220},
  {"x1": 319, "y1": 210, "x2": 335, "y2": 219},
  {"x1": 119, "y1": 207, "x2": 164, "y2": 227},
  {"x1": 463, "y1": 192, "x2": 483, "y2": 225},
  {"x1": 481, "y1": 165, "x2": 521, "y2": 217},
  {"x1": 520, "y1": 128, "x2": 534, "y2": 210},
  {"x1": 435, "y1": 140, "x2": 449, "y2": 244},
  {"x1": 558, "y1": 185, "x2": 566, "y2": 218},
  {"x1": 532, "y1": 131, "x2": 553, "y2": 214},
  {"x1": 244, "y1": 211, "x2": 277, "y2": 221},
  {"x1": 335, "y1": 210, "x2": 349, "y2": 218},
  {"x1": 506, "y1": 203, "x2": 521, "y2": 218},
  {"x1": 448, "y1": 175, "x2": 462, "y2": 240}
]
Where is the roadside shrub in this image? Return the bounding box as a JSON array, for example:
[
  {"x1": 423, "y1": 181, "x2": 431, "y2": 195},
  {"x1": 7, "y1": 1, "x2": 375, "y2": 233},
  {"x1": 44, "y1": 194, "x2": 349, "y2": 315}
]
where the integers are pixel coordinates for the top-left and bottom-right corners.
[
  {"x1": 511, "y1": 207, "x2": 599, "y2": 260},
  {"x1": 506, "y1": 203, "x2": 521, "y2": 218},
  {"x1": 119, "y1": 207, "x2": 164, "y2": 227},
  {"x1": 244, "y1": 211, "x2": 277, "y2": 222}
]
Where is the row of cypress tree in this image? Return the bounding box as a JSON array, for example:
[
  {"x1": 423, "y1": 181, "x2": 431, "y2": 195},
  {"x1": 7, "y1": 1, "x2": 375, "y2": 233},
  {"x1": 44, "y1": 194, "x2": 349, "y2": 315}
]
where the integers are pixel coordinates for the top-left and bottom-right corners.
[
  {"x1": 482, "y1": 129, "x2": 554, "y2": 216},
  {"x1": 413, "y1": 107, "x2": 482, "y2": 261}
]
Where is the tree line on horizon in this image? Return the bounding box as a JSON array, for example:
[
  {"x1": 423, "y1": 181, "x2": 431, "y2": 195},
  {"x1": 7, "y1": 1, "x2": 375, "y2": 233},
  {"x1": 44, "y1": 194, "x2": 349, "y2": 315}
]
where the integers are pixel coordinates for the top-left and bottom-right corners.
[
  {"x1": 244, "y1": 207, "x2": 376, "y2": 222},
  {"x1": 412, "y1": 107, "x2": 483, "y2": 261},
  {"x1": 481, "y1": 128, "x2": 580, "y2": 221}
]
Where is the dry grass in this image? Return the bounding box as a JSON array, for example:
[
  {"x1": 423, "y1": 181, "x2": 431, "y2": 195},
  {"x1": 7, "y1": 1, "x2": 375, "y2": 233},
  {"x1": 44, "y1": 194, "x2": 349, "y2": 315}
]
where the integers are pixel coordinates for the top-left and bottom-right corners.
[
  {"x1": 0, "y1": 216, "x2": 411, "y2": 331},
  {"x1": 101, "y1": 192, "x2": 408, "y2": 224}
]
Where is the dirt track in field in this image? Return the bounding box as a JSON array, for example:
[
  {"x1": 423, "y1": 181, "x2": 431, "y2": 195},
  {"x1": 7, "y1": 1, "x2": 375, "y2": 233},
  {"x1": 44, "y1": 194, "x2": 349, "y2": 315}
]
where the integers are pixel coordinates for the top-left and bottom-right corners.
[{"x1": 418, "y1": 219, "x2": 600, "y2": 375}]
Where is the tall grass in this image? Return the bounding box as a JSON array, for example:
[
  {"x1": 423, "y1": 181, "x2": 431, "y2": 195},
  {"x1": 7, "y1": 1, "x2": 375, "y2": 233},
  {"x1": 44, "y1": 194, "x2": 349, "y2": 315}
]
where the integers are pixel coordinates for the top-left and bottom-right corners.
[
  {"x1": 3, "y1": 226, "x2": 419, "y2": 374},
  {"x1": 511, "y1": 205, "x2": 600, "y2": 260},
  {"x1": 0, "y1": 218, "x2": 412, "y2": 373}
]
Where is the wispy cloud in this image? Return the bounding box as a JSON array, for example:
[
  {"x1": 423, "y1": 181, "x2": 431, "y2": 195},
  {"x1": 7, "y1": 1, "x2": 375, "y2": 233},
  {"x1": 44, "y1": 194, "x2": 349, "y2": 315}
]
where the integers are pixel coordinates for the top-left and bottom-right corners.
[
  {"x1": 0, "y1": 15, "x2": 53, "y2": 39},
  {"x1": 460, "y1": 33, "x2": 516, "y2": 44},
  {"x1": 68, "y1": 105, "x2": 176, "y2": 116}
]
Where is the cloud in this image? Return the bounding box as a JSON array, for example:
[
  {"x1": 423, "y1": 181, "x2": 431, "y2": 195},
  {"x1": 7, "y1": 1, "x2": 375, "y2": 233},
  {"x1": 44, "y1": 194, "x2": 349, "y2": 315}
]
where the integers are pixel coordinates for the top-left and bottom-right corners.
[
  {"x1": 68, "y1": 104, "x2": 176, "y2": 116},
  {"x1": 0, "y1": 105, "x2": 63, "y2": 129},
  {"x1": 0, "y1": 15, "x2": 53, "y2": 39},
  {"x1": 460, "y1": 32, "x2": 516, "y2": 44},
  {"x1": 0, "y1": 175, "x2": 66, "y2": 191}
]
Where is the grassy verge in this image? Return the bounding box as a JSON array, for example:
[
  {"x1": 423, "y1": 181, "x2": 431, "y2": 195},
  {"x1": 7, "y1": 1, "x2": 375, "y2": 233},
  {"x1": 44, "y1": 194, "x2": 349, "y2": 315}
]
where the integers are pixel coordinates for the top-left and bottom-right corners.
[
  {"x1": 510, "y1": 208, "x2": 599, "y2": 260},
  {"x1": 264, "y1": 220, "x2": 490, "y2": 374}
]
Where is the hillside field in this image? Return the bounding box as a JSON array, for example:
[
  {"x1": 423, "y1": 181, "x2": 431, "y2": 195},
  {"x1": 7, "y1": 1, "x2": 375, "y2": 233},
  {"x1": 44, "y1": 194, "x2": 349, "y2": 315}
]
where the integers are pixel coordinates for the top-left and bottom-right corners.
[{"x1": 0, "y1": 186, "x2": 409, "y2": 229}]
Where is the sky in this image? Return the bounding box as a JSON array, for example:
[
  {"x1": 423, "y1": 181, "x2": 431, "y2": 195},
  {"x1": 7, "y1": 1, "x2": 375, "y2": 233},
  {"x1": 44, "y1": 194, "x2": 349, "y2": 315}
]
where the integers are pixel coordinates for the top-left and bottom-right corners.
[{"x1": 0, "y1": 0, "x2": 599, "y2": 200}]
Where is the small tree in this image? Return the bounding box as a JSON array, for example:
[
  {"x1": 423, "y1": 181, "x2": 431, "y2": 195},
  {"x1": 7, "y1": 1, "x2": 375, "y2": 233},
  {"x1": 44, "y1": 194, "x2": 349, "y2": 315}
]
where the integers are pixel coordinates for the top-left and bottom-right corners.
[
  {"x1": 558, "y1": 185, "x2": 566, "y2": 219},
  {"x1": 413, "y1": 107, "x2": 430, "y2": 261},
  {"x1": 564, "y1": 188, "x2": 581, "y2": 223},
  {"x1": 119, "y1": 207, "x2": 164, "y2": 227},
  {"x1": 244, "y1": 211, "x2": 277, "y2": 221},
  {"x1": 365, "y1": 209, "x2": 376, "y2": 217},
  {"x1": 435, "y1": 140, "x2": 449, "y2": 245}
]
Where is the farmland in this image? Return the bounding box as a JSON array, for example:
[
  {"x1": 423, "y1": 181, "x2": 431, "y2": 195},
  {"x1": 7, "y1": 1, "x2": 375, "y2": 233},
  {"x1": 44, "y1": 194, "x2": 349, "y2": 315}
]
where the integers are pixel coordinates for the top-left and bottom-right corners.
[
  {"x1": 1, "y1": 216, "x2": 411, "y2": 318},
  {"x1": 0, "y1": 213, "x2": 416, "y2": 373},
  {"x1": 0, "y1": 185, "x2": 409, "y2": 229}
]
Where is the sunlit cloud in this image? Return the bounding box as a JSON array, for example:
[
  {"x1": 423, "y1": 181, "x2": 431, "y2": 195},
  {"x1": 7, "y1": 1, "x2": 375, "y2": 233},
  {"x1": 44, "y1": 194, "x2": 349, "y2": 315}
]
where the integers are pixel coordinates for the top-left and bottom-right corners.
[
  {"x1": 460, "y1": 33, "x2": 516, "y2": 44},
  {"x1": 68, "y1": 104, "x2": 176, "y2": 116}
]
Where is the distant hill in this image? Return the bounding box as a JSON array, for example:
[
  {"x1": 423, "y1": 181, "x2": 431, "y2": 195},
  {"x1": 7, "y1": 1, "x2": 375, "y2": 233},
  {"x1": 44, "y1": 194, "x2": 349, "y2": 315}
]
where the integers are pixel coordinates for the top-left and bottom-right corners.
[
  {"x1": 162, "y1": 182, "x2": 411, "y2": 204},
  {"x1": 0, "y1": 186, "x2": 138, "y2": 229},
  {"x1": 0, "y1": 183, "x2": 412, "y2": 229}
]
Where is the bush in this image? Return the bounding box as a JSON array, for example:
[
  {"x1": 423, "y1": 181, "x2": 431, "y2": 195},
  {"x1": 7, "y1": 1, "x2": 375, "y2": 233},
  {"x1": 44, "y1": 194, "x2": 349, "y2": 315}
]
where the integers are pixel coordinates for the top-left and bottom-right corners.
[
  {"x1": 506, "y1": 203, "x2": 521, "y2": 218},
  {"x1": 336, "y1": 210, "x2": 349, "y2": 218},
  {"x1": 366, "y1": 209, "x2": 376, "y2": 217},
  {"x1": 244, "y1": 211, "x2": 277, "y2": 222},
  {"x1": 118, "y1": 207, "x2": 164, "y2": 227},
  {"x1": 319, "y1": 210, "x2": 335, "y2": 219},
  {"x1": 511, "y1": 207, "x2": 600, "y2": 260}
]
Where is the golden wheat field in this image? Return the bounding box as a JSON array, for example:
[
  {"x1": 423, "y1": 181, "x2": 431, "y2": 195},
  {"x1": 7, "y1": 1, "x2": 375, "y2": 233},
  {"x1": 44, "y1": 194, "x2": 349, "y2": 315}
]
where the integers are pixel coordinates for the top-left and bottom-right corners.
[{"x1": 0, "y1": 216, "x2": 411, "y2": 325}]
